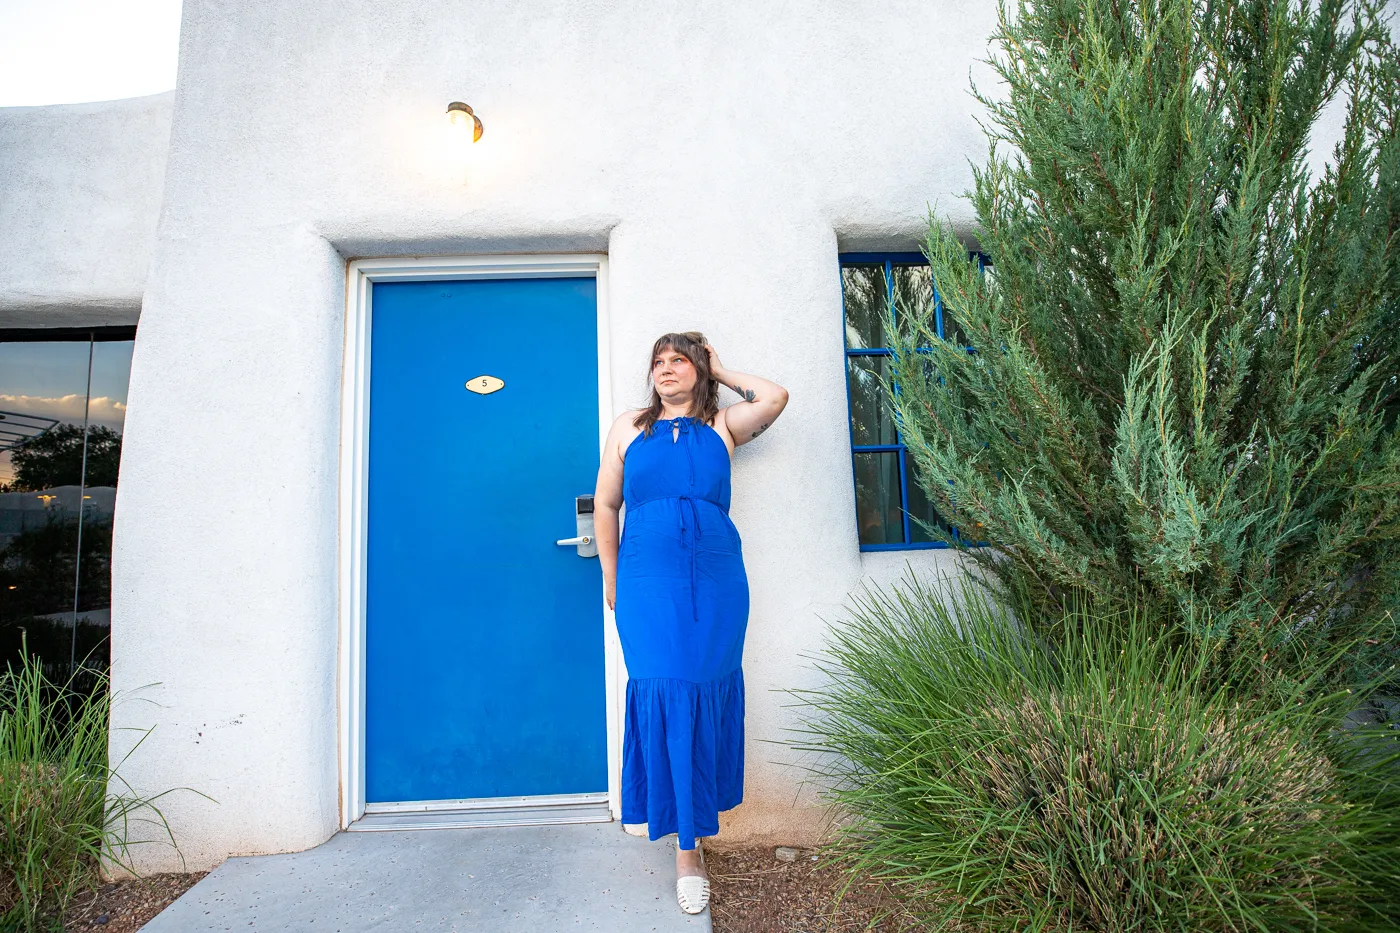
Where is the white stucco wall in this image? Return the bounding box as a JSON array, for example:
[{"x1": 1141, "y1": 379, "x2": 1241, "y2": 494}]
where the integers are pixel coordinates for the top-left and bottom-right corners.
[
  {"x1": 0, "y1": 93, "x2": 173, "y2": 326},
  {"x1": 102, "y1": 0, "x2": 1000, "y2": 873}
]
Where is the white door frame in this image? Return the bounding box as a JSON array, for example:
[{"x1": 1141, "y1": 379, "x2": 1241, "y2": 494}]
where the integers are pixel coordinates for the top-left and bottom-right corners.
[{"x1": 337, "y1": 254, "x2": 622, "y2": 829}]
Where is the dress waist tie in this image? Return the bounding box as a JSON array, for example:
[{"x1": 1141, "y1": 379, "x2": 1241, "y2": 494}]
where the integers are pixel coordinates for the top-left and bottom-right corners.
[
  {"x1": 675, "y1": 417, "x2": 699, "y2": 624},
  {"x1": 677, "y1": 494, "x2": 701, "y2": 624}
]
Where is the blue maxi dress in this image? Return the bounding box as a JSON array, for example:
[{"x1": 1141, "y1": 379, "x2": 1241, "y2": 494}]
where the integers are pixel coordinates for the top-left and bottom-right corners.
[{"x1": 615, "y1": 414, "x2": 748, "y2": 850}]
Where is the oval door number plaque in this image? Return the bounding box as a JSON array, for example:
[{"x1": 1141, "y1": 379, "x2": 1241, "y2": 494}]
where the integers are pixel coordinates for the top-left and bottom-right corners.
[{"x1": 466, "y1": 375, "x2": 505, "y2": 395}]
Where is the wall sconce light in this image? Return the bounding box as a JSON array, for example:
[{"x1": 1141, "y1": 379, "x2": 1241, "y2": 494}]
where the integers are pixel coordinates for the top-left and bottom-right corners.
[{"x1": 447, "y1": 101, "x2": 483, "y2": 142}]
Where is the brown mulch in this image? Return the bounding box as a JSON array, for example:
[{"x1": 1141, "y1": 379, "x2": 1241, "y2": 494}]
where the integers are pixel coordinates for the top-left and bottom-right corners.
[
  {"x1": 706, "y1": 844, "x2": 928, "y2": 933},
  {"x1": 62, "y1": 872, "x2": 206, "y2": 932}
]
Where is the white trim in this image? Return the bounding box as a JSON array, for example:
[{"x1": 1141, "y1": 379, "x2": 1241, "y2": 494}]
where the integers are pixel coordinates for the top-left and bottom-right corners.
[
  {"x1": 350, "y1": 792, "x2": 612, "y2": 832},
  {"x1": 594, "y1": 257, "x2": 626, "y2": 823},
  {"x1": 364, "y1": 791, "x2": 609, "y2": 814},
  {"x1": 337, "y1": 253, "x2": 620, "y2": 829}
]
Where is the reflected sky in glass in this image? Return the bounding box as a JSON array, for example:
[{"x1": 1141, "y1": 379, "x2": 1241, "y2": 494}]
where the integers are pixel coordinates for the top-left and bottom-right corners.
[{"x1": 0, "y1": 340, "x2": 134, "y2": 486}]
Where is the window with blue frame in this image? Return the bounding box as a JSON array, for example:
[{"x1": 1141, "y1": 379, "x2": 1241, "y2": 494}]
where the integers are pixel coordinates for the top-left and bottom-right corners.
[{"x1": 840, "y1": 252, "x2": 977, "y2": 550}]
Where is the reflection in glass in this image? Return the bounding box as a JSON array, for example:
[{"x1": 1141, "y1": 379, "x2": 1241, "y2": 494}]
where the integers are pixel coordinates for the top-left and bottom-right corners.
[
  {"x1": 841, "y1": 264, "x2": 890, "y2": 350},
  {"x1": 0, "y1": 335, "x2": 133, "y2": 688},
  {"x1": 0, "y1": 342, "x2": 92, "y2": 489},
  {"x1": 847, "y1": 355, "x2": 899, "y2": 446},
  {"x1": 854, "y1": 451, "x2": 902, "y2": 545},
  {"x1": 905, "y1": 450, "x2": 952, "y2": 543},
  {"x1": 890, "y1": 264, "x2": 934, "y2": 333}
]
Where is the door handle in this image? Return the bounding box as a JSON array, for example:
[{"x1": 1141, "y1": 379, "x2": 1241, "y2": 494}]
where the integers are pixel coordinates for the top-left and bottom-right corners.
[
  {"x1": 556, "y1": 535, "x2": 592, "y2": 546},
  {"x1": 558, "y1": 496, "x2": 598, "y2": 558}
]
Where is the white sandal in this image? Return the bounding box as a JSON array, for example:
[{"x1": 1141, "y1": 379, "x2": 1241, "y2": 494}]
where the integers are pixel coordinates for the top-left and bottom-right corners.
[{"x1": 674, "y1": 839, "x2": 710, "y2": 914}]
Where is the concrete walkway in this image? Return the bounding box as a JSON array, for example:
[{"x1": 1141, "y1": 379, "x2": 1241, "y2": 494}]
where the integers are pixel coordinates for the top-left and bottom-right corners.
[{"x1": 142, "y1": 821, "x2": 710, "y2": 932}]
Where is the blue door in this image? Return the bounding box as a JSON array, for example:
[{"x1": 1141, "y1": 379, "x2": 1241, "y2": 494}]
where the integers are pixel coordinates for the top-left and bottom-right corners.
[{"x1": 365, "y1": 277, "x2": 606, "y2": 803}]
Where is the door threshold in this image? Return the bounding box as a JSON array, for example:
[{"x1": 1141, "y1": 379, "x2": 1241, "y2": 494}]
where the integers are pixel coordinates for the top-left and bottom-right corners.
[{"x1": 348, "y1": 792, "x2": 612, "y2": 832}]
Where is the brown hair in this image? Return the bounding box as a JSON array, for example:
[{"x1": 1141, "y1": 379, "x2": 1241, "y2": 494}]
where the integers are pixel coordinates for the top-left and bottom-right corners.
[{"x1": 631, "y1": 331, "x2": 721, "y2": 437}]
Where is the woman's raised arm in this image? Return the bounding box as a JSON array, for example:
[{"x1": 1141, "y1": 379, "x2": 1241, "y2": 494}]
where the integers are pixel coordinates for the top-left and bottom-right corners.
[{"x1": 706, "y1": 344, "x2": 789, "y2": 447}]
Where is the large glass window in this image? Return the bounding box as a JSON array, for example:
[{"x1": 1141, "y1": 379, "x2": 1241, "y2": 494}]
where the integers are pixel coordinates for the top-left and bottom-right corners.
[
  {"x1": 840, "y1": 253, "x2": 984, "y2": 550},
  {"x1": 0, "y1": 327, "x2": 135, "y2": 689}
]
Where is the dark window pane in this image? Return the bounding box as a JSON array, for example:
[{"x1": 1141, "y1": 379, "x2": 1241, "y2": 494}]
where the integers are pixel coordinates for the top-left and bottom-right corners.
[
  {"x1": 0, "y1": 336, "x2": 130, "y2": 687},
  {"x1": 841, "y1": 264, "x2": 890, "y2": 350},
  {"x1": 0, "y1": 341, "x2": 92, "y2": 631},
  {"x1": 951, "y1": 258, "x2": 992, "y2": 349},
  {"x1": 941, "y1": 307, "x2": 968, "y2": 348},
  {"x1": 76, "y1": 339, "x2": 134, "y2": 637},
  {"x1": 890, "y1": 264, "x2": 933, "y2": 327},
  {"x1": 847, "y1": 355, "x2": 898, "y2": 446},
  {"x1": 905, "y1": 450, "x2": 953, "y2": 543},
  {"x1": 854, "y1": 451, "x2": 903, "y2": 545}
]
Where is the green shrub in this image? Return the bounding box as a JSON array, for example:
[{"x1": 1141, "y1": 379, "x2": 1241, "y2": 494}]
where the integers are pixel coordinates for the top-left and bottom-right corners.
[
  {"x1": 889, "y1": 0, "x2": 1400, "y2": 683},
  {"x1": 793, "y1": 572, "x2": 1400, "y2": 932},
  {"x1": 0, "y1": 643, "x2": 180, "y2": 932}
]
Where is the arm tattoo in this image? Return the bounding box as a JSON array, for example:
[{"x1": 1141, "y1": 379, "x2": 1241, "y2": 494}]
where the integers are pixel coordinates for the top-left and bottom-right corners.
[
  {"x1": 750, "y1": 422, "x2": 771, "y2": 438},
  {"x1": 730, "y1": 383, "x2": 757, "y2": 402}
]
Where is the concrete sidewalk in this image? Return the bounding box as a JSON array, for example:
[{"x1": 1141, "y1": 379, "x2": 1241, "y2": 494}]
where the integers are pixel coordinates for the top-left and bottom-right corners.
[{"x1": 141, "y1": 821, "x2": 709, "y2": 932}]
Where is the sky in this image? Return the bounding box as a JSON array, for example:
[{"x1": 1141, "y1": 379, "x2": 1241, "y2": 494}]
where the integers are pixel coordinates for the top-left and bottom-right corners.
[{"x1": 0, "y1": 0, "x2": 182, "y2": 107}]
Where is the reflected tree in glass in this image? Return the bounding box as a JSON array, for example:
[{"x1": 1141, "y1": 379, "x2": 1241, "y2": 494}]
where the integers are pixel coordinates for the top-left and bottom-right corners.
[{"x1": 0, "y1": 336, "x2": 133, "y2": 689}]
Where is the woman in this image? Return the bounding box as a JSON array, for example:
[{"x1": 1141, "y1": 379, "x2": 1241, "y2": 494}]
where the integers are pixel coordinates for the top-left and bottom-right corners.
[{"x1": 593, "y1": 331, "x2": 789, "y2": 914}]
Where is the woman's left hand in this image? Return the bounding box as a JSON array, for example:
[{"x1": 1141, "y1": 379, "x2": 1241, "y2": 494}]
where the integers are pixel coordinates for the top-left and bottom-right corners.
[{"x1": 704, "y1": 342, "x2": 725, "y2": 378}]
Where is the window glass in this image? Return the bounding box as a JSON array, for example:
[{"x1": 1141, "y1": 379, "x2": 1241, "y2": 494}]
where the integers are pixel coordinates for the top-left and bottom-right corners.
[
  {"x1": 0, "y1": 334, "x2": 134, "y2": 686},
  {"x1": 846, "y1": 355, "x2": 898, "y2": 446},
  {"x1": 853, "y1": 451, "x2": 902, "y2": 545},
  {"x1": 889, "y1": 264, "x2": 934, "y2": 331},
  {"x1": 841, "y1": 264, "x2": 890, "y2": 350},
  {"x1": 905, "y1": 450, "x2": 953, "y2": 543},
  {"x1": 0, "y1": 342, "x2": 91, "y2": 489},
  {"x1": 941, "y1": 309, "x2": 968, "y2": 349},
  {"x1": 843, "y1": 254, "x2": 982, "y2": 550}
]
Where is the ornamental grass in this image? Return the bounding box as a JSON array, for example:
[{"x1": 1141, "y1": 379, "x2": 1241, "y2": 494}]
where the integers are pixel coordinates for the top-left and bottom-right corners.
[
  {"x1": 792, "y1": 571, "x2": 1400, "y2": 932},
  {"x1": 0, "y1": 643, "x2": 182, "y2": 932}
]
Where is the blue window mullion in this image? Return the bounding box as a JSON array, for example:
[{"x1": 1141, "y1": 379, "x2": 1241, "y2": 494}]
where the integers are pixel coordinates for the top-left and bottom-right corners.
[
  {"x1": 898, "y1": 447, "x2": 912, "y2": 544},
  {"x1": 934, "y1": 281, "x2": 945, "y2": 341}
]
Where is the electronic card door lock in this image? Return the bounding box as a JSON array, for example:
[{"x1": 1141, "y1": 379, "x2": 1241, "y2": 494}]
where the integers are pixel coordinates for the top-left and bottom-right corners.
[{"x1": 555, "y1": 495, "x2": 598, "y2": 558}]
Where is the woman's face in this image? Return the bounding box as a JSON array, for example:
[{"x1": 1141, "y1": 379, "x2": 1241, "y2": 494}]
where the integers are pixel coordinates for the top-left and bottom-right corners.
[{"x1": 652, "y1": 345, "x2": 698, "y2": 400}]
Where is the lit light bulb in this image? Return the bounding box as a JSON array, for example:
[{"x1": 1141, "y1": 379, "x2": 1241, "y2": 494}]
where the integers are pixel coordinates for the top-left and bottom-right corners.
[{"x1": 446, "y1": 101, "x2": 483, "y2": 142}]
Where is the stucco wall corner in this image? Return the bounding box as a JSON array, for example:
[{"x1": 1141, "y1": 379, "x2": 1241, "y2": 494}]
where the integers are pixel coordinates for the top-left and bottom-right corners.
[{"x1": 0, "y1": 92, "x2": 174, "y2": 327}]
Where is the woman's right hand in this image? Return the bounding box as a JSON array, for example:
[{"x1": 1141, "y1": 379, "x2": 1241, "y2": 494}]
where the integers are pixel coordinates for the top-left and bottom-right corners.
[{"x1": 604, "y1": 577, "x2": 616, "y2": 611}]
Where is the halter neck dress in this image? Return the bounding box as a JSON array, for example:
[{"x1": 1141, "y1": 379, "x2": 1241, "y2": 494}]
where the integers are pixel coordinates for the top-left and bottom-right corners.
[{"x1": 616, "y1": 414, "x2": 749, "y2": 850}]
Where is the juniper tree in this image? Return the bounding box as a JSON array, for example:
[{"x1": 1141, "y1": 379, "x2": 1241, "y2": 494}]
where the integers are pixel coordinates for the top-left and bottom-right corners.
[{"x1": 892, "y1": 0, "x2": 1400, "y2": 680}]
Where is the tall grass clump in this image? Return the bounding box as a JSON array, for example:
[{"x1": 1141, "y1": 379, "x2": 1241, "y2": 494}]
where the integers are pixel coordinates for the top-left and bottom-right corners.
[
  {"x1": 793, "y1": 571, "x2": 1400, "y2": 932},
  {"x1": 0, "y1": 643, "x2": 179, "y2": 932}
]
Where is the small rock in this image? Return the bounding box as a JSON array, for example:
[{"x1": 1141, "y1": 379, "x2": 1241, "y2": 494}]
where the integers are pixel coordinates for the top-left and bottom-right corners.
[
  {"x1": 774, "y1": 846, "x2": 801, "y2": 862},
  {"x1": 96, "y1": 915, "x2": 109, "y2": 925}
]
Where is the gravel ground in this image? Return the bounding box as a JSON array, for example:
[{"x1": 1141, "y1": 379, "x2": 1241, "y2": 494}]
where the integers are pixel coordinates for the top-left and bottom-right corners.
[
  {"x1": 62, "y1": 872, "x2": 206, "y2": 932},
  {"x1": 706, "y1": 844, "x2": 928, "y2": 933},
  {"x1": 54, "y1": 844, "x2": 926, "y2": 932}
]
